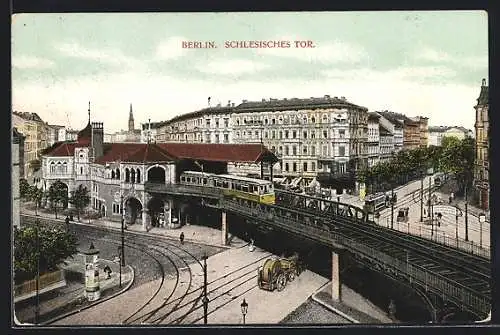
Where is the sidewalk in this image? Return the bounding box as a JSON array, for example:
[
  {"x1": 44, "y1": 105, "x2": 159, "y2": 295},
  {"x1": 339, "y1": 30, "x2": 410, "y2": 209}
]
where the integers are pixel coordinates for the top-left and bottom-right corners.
[
  {"x1": 14, "y1": 257, "x2": 134, "y2": 325},
  {"x1": 20, "y1": 204, "x2": 246, "y2": 250},
  {"x1": 311, "y1": 282, "x2": 393, "y2": 324}
]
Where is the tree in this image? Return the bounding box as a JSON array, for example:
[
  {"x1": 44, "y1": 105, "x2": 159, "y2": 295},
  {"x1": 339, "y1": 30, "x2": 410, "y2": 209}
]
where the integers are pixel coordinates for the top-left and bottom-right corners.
[
  {"x1": 29, "y1": 186, "x2": 44, "y2": 215},
  {"x1": 48, "y1": 180, "x2": 68, "y2": 219},
  {"x1": 20, "y1": 178, "x2": 31, "y2": 200},
  {"x1": 14, "y1": 225, "x2": 78, "y2": 284},
  {"x1": 69, "y1": 185, "x2": 91, "y2": 221},
  {"x1": 439, "y1": 136, "x2": 475, "y2": 194}
]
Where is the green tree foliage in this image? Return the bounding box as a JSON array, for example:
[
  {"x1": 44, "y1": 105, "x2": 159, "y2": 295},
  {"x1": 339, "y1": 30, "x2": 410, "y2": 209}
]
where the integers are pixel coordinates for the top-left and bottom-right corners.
[
  {"x1": 362, "y1": 137, "x2": 474, "y2": 196},
  {"x1": 48, "y1": 180, "x2": 68, "y2": 219},
  {"x1": 69, "y1": 185, "x2": 91, "y2": 221},
  {"x1": 14, "y1": 225, "x2": 78, "y2": 283},
  {"x1": 20, "y1": 178, "x2": 31, "y2": 199},
  {"x1": 29, "y1": 186, "x2": 44, "y2": 214},
  {"x1": 439, "y1": 136, "x2": 475, "y2": 194}
]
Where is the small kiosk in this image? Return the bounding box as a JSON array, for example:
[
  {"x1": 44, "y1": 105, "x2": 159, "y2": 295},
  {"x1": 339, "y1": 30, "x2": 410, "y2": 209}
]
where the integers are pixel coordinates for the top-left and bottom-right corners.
[{"x1": 83, "y1": 242, "x2": 101, "y2": 301}]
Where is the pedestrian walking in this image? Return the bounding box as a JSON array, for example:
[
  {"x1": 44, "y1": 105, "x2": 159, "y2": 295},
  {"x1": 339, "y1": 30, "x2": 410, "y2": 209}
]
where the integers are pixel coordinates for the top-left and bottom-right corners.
[
  {"x1": 65, "y1": 216, "x2": 70, "y2": 231},
  {"x1": 103, "y1": 265, "x2": 112, "y2": 279},
  {"x1": 180, "y1": 232, "x2": 185, "y2": 245}
]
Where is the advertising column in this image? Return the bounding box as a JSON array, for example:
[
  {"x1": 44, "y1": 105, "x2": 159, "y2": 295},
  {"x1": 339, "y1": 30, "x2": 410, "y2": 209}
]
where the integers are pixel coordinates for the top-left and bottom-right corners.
[{"x1": 83, "y1": 242, "x2": 101, "y2": 301}]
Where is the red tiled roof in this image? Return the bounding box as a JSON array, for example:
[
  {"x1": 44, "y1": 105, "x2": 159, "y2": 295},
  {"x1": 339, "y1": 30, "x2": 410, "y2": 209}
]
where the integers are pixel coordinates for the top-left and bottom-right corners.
[
  {"x1": 94, "y1": 143, "x2": 144, "y2": 164},
  {"x1": 77, "y1": 122, "x2": 92, "y2": 143},
  {"x1": 44, "y1": 142, "x2": 278, "y2": 164},
  {"x1": 120, "y1": 144, "x2": 176, "y2": 163},
  {"x1": 45, "y1": 142, "x2": 79, "y2": 156},
  {"x1": 157, "y1": 143, "x2": 278, "y2": 163}
]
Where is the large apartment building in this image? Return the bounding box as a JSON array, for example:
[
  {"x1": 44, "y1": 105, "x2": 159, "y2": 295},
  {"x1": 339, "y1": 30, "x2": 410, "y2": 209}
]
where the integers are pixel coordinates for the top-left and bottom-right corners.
[
  {"x1": 377, "y1": 111, "x2": 428, "y2": 151},
  {"x1": 367, "y1": 112, "x2": 381, "y2": 168},
  {"x1": 142, "y1": 95, "x2": 369, "y2": 191},
  {"x1": 12, "y1": 111, "x2": 50, "y2": 178},
  {"x1": 428, "y1": 126, "x2": 472, "y2": 146},
  {"x1": 474, "y1": 79, "x2": 489, "y2": 210}
]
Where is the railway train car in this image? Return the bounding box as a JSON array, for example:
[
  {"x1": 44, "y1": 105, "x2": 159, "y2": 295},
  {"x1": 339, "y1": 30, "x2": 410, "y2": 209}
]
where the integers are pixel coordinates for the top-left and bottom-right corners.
[
  {"x1": 433, "y1": 172, "x2": 446, "y2": 187},
  {"x1": 364, "y1": 192, "x2": 388, "y2": 213},
  {"x1": 179, "y1": 171, "x2": 276, "y2": 204}
]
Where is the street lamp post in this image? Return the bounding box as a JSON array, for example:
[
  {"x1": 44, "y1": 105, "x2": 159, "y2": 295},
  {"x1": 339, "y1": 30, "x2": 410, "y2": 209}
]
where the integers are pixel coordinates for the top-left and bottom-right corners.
[
  {"x1": 479, "y1": 213, "x2": 486, "y2": 248},
  {"x1": 118, "y1": 246, "x2": 122, "y2": 288},
  {"x1": 120, "y1": 194, "x2": 125, "y2": 267},
  {"x1": 202, "y1": 253, "x2": 208, "y2": 324},
  {"x1": 241, "y1": 299, "x2": 248, "y2": 325}
]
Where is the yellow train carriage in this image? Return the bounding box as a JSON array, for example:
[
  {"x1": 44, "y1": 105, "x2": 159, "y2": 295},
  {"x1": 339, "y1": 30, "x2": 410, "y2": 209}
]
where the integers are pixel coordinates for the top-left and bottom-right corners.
[
  {"x1": 179, "y1": 171, "x2": 275, "y2": 205},
  {"x1": 222, "y1": 189, "x2": 276, "y2": 205}
]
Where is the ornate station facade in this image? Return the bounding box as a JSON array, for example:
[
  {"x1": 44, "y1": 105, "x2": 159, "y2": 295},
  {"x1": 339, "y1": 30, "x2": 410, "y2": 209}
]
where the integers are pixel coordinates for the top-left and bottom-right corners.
[{"x1": 41, "y1": 117, "x2": 277, "y2": 230}]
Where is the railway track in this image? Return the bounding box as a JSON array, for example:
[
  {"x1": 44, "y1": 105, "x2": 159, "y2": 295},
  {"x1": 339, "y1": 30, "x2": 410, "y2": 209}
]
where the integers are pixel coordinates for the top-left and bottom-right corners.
[
  {"x1": 272, "y1": 197, "x2": 490, "y2": 299},
  {"x1": 45, "y1": 219, "x2": 274, "y2": 325}
]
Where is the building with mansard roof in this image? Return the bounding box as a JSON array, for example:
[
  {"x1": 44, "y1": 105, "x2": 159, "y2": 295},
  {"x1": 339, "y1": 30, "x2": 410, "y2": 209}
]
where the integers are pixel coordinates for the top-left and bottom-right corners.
[
  {"x1": 41, "y1": 109, "x2": 278, "y2": 230},
  {"x1": 141, "y1": 95, "x2": 369, "y2": 194}
]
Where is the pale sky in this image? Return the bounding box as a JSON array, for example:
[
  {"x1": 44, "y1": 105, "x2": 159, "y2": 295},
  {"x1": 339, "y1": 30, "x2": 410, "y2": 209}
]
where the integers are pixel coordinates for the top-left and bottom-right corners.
[{"x1": 12, "y1": 11, "x2": 488, "y2": 133}]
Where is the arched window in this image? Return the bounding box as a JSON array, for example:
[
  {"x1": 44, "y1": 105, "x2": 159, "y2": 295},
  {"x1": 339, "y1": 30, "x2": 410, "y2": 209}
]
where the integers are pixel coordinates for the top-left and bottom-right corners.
[
  {"x1": 125, "y1": 168, "x2": 130, "y2": 182},
  {"x1": 57, "y1": 162, "x2": 62, "y2": 174},
  {"x1": 111, "y1": 170, "x2": 116, "y2": 179},
  {"x1": 50, "y1": 161, "x2": 55, "y2": 173},
  {"x1": 131, "y1": 169, "x2": 136, "y2": 183},
  {"x1": 136, "y1": 169, "x2": 141, "y2": 183},
  {"x1": 116, "y1": 168, "x2": 120, "y2": 179},
  {"x1": 80, "y1": 167, "x2": 83, "y2": 174},
  {"x1": 63, "y1": 162, "x2": 67, "y2": 174}
]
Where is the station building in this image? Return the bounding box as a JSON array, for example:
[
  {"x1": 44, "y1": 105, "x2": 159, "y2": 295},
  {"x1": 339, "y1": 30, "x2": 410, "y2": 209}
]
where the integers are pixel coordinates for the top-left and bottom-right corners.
[{"x1": 41, "y1": 117, "x2": 278, "y2": 230}]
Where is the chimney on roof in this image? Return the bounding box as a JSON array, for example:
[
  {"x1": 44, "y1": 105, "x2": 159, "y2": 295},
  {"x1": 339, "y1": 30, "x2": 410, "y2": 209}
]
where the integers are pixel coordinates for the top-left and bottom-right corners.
[
  {"x1": 341, "y1": 96, "x2": 346, "y2": 100},
  {"x1": 91, "y1": 122, "x2": 104, "y2": 159},
  {"x1": 232, "y1": 103, "x2": 235, "y2": 107},
  {"x1": 242, "y1": 99, "x2": 248, "y2": 103},
  {"x1": 262, "y1": 98, "x2": 266, "y2": 102},
  {"x1": 324, "y1": 95, "x2": 330, "y2": 99},
  {"x1": 217, "y1": 103, "x2": 221, "y2": 107},
  {"x1": 227, "y1": 100, "x2": 231, "y2": 107},
  {"x1": 334, "y1": 96, "x2": 338, "y2": 99},
  {"x1": 482, "y1": 78, "x2": 486, "y2": 86}
]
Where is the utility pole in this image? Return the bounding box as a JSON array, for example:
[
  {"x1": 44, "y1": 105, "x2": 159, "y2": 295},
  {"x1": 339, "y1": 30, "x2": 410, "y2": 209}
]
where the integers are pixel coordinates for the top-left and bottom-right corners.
[
  {"x1": 202, "y1": 253, "x2": 209, "y2": 324},
  {"x1": 390, "y1": 183, "x2": 394, "y2": 229},
  {"x1": 420, "y1": 171, "x2": 424, "y2": 222},
  {"x1": 35, "y1": 218, "x2": 40, "y2": 324},
  {"x1": 464, "y1": 184, "x2": 469, "y2": 241},
  {"x1": 428, "y1": 173, "x2": 433, "y2": 237}
]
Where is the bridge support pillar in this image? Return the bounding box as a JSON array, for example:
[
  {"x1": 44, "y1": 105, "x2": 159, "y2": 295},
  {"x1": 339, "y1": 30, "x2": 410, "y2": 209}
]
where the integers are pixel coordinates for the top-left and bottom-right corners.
[
  {"x1": 331, "y1": 250, "x2": 342, "y2": 302},
  {"x1": 221, "y1": 211, "x2": 228, "y2": 246},
  {"x1": 142, "y1": 209, "x2": 150, "y2": 231}
]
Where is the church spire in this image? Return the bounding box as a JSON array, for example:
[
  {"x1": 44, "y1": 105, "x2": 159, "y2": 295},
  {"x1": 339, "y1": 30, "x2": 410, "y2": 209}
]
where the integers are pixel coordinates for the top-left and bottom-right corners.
[
  {"x1": 128, "y1": 103, "x2": 135, "y2": 132},
  {"x1": 88, "y1": 101, "x2": 91, "y2": 124}
]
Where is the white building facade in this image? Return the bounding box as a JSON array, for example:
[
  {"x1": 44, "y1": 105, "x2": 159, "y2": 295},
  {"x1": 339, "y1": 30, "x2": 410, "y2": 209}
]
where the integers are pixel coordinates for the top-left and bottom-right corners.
[
  {"x1": 149, "y1": 96, "x2": 369, "y2": 190},
  {"x1": 367, "y1": 112, "x2": 380, "y2": 168}
]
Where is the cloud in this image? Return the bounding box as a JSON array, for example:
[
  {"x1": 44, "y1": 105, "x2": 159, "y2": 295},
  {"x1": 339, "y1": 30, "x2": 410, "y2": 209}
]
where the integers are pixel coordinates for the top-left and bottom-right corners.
[
  {"x1": 12, "y1": 56, "x2": 55, "y2": 69},
  {"x1": 197, "y1": 59, "x2": 271, "y2": 75},
  {"x1": 323, "y1": 65, "x2": 456, "y2": 82},
  {"x1": 256, "y1": 38, "x2": 368, "y2": 64},
  {"x1": 416, "y1": 47, "x2": 451, "y2": 62},
  {"x1": 415, "y1": 46, "x2": 488, "y2": 70},
  {"x1": 55, "y1": 42, "x2": 139, "y2": 68},
  {"x1": 155, "y1": 36, "x2": 187, "y2": 60}
]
